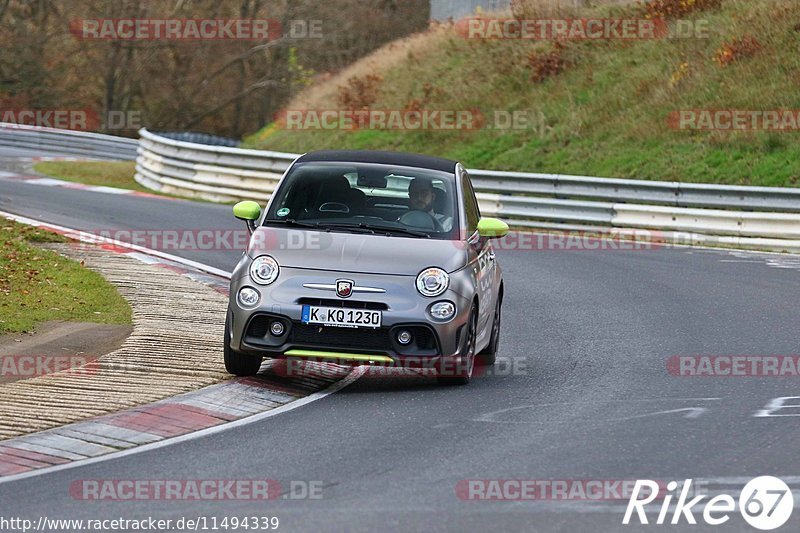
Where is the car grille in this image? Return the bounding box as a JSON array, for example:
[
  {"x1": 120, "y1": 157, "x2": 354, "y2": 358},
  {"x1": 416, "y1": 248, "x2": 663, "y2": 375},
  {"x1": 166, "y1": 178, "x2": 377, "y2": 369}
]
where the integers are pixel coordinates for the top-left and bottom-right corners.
[
  {"x1": 244, "y1": 314, "x2": 441, "y2": 355},
  {"x1": 289, "y1": 323, "x2": 391, "y2": 351}
]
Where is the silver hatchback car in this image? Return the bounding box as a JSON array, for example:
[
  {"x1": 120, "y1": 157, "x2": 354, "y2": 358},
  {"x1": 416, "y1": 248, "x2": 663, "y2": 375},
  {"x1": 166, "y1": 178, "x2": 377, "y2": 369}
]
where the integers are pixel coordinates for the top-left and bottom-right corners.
[{"x1": 226, "y1": 150, "x2": 508, "y2": 384}]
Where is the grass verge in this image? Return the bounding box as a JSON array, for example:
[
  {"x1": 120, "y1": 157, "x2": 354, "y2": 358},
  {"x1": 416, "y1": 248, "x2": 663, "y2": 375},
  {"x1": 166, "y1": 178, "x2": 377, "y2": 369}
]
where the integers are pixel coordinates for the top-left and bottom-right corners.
[
  {"x1": 245, "y1": 0, "x2": 800, "y2": 188},
  {"x1": 33, "y1": 161, "x2": 229, "y2": 203},
  {"x1": 0, "y1": 219, "x2": 132, "y2": 334},
  {"x1": 32, "y1": 161, "x2": 148, "y2": 192}
]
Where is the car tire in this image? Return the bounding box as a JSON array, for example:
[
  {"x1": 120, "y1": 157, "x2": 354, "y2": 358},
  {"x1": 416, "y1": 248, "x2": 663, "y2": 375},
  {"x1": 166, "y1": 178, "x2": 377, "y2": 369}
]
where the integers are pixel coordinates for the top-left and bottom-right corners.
[
  {"x1": 477, "y1": 299, "x2": 501, "y2": 366},
  {"x1": 437, "y1": 305, "x2": 477, "y2": 386},
  {"x1": 224, "y1": 315, "x2": 262, "y2": 376}
]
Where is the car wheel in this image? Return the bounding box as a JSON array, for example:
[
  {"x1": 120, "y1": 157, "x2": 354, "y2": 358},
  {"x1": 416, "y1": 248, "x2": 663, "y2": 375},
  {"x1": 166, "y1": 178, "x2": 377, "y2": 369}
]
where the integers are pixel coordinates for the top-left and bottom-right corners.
[
  {"x1": 477, "y1": 299, "x2": 501, "y2": 366},
  {"x1": 224, "y1": 315, "x2": 262, "y2": 376},
  {"x1": 437, "y1": 305, "x2": 477, "y2": 386}
]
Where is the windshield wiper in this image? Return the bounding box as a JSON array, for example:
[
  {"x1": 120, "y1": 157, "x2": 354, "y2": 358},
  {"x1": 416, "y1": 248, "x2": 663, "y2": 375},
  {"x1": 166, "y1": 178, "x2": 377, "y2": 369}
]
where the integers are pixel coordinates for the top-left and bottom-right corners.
[
  {"x1": 267, "y1": 219, "x2": 430, "y2": 238},
  {"x1": 319, "y1": 222, "x2": 376, "y2": 235},
  {"x1": 263, "y1": 218, "x2": 327, "y2": 230},
  {"x1": 355, "y1": 224, "x2": 431, "y2": 238}
]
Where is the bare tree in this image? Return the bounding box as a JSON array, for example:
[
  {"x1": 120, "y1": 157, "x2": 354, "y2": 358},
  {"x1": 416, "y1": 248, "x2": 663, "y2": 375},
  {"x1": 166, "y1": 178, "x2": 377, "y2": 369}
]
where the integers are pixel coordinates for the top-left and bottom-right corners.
[{"x1": 0, "y1": 0, "x2": 430, "y2": 136}]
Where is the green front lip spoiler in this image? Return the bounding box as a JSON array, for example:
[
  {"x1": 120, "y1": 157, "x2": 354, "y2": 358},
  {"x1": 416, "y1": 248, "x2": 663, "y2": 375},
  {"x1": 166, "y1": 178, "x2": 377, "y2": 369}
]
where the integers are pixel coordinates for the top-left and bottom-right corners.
[{"x1": 284, "y1": 349, "x2": 393, "y2": 364}]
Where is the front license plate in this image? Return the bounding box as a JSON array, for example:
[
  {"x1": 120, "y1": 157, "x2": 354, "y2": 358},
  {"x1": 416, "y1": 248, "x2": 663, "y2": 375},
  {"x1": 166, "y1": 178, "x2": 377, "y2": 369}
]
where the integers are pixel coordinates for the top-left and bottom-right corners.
[{"x1": 301, "y1": 305, "x2": 382, "y2": 328}]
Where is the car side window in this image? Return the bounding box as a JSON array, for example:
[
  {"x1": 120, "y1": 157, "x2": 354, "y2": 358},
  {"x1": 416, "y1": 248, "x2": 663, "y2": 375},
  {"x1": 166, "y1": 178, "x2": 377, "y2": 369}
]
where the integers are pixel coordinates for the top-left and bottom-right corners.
[{"x1": 461, "y1": 170, "x2": 480, "y2": 235}]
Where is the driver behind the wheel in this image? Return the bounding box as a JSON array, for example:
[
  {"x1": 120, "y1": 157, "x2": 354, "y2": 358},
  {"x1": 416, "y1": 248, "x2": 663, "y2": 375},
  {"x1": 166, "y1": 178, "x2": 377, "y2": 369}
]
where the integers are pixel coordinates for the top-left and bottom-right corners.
[{"x1": 407, "y1": 177, "x2": 452, "y2": 230}]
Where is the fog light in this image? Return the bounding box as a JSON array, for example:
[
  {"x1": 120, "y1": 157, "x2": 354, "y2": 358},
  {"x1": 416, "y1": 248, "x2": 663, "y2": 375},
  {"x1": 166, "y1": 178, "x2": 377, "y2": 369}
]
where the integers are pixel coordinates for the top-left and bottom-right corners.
[
  {"x1": 430, "y1": 301, "x2": 456, "y2": 321},
  {"x1": 238, "y1": 287, "x2": 259, "y2": 307},
  {"x1": 270, "y1": 321, "x2": 285, "y2": 336},
  {"x1": 397, "y1": 330, "x2": 412, "y2": 345}
]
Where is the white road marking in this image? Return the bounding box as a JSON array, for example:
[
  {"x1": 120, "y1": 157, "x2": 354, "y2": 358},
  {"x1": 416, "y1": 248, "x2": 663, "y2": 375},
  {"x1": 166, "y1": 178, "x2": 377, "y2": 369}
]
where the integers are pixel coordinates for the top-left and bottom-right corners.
[
  {"x1": 754, "y1": 396, "x2": 800, "y2": 417},
  {"x1": 472, "y1": 398, "x2": 721, "y2": 424},
  {"x1": 607, "y1": 407, "x2": 708, "y2": 421},
  {"x1": 728, "y1": 250, "x2": 800, "y2": 271}
]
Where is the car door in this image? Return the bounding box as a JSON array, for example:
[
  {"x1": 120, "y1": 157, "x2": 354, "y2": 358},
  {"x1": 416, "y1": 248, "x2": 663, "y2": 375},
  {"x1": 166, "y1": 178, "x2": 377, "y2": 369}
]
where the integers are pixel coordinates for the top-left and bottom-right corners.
[{"x1": 460, "y1": 167, "x2": 496, "y2": 344}]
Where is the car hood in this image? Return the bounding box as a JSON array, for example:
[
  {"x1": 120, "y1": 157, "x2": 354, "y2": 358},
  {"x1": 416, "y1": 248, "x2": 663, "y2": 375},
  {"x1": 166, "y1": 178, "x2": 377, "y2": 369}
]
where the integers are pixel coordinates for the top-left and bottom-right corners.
[{"x1": 247, "y1": 227, "x2": 467, "y2": 276}]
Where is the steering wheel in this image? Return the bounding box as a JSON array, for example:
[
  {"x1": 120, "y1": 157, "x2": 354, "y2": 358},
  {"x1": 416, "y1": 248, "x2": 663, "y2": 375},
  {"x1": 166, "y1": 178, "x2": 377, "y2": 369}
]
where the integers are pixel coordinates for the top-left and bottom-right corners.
[{"x1": 398, "y1": 210, "x2": 443, "y2": 232}]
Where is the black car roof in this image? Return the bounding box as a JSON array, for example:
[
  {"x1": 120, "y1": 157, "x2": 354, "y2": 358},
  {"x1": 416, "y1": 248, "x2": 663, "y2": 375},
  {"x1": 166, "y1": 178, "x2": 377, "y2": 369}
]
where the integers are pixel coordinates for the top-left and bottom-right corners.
[{"x1": 295, "y1": 150, "x2": 458, "y2": 173}]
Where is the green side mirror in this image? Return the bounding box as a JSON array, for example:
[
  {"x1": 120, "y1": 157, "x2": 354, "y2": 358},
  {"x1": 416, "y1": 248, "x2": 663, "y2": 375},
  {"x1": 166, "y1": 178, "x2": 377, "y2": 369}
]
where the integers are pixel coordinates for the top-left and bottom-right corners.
[
  {"x1": 233, "y1": 201, "x2": 261, "y2": 221},
  {"x1": 477, "y1": 217, "x2": 509, "y2": 238}
]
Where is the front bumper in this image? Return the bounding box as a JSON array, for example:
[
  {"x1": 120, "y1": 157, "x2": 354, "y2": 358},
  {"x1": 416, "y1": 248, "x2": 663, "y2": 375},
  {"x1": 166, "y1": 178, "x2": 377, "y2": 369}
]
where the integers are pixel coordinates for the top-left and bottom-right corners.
[{"x1": 227, "y1": 265, "x2": 472, "y2": 365}]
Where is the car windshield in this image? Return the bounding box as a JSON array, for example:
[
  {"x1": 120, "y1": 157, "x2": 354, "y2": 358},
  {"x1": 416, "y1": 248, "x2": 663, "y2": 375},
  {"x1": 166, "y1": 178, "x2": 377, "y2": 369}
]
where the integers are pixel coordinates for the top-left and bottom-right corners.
[{"x1": 264, "y1": 161, "x2": 459, "y2": 239}]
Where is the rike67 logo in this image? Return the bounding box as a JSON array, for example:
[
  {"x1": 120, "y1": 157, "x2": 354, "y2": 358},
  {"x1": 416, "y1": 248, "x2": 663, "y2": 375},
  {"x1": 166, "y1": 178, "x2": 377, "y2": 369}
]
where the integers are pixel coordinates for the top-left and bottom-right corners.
[{"x1": 623, "y1": 476, "x2": 793, "y2": 530}]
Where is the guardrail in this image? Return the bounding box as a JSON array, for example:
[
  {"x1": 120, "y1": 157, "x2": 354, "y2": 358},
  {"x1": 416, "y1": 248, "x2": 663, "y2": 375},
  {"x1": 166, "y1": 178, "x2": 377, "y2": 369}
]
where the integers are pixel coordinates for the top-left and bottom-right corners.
[
  {"x1": 135, "y1": 128, "x2": 296, "y2": 203},
  {"x1": 0, "y1": 123, "x2": 138, "y2": 160},
  {"x1": 469, "y1": 170, "x2": 800, "y2": 213},
  {"x1": 2, "y1": 124, "x2": 797, "y2": 252},
  {"x1": 133, "y1": 128, "x2": 800, "y2": 252}
]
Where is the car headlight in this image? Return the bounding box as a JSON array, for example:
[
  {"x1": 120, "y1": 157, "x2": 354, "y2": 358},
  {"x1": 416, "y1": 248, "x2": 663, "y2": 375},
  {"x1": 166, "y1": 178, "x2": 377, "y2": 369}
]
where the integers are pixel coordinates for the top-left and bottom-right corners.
[
  {"x1": 238, "y1": 287, "x2": 260, "y2": 308},
  {"x1": 429, "y1": 301, "x2": 456, "y2": 321},
  {"x1": 416, "y1": 267, "x2": 449, "y2": 297},
  {"x1": 249, "y1": 255, "x2": 279, "y2": 285}
]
